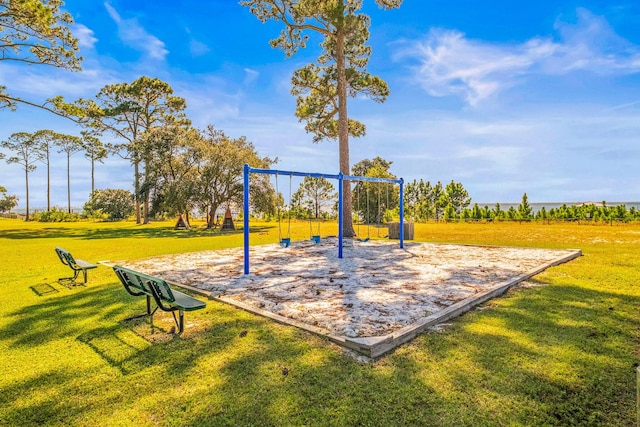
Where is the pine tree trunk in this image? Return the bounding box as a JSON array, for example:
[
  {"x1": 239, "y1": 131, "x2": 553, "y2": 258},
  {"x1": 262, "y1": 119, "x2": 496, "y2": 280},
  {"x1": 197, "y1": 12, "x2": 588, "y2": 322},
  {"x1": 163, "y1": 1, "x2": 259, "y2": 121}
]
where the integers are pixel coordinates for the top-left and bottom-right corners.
[
  {"x1": 134, "y1": 160, "x2": 141, "y2": 224},
  {"x1": 143, "y1": 158, "x2": 151, "y2": 224},
  {"x1": 46, "y1": 147, "x2": 50, "y2": 211},
  {"x1": 91, "y1": 158, "x2": 95, "y2": 193},
  {"x1": 336, "y1": 22, "x2": 355, "y2": 238},
  {"x1": 67, "y1": 153, "x2": 71, "y2": 213},
  {"x1": 143, "y1": 196, "x2": 151, "y2": 224},
  {"x1": 24, "y1": 167, "x2": 30, "y2": 221}
]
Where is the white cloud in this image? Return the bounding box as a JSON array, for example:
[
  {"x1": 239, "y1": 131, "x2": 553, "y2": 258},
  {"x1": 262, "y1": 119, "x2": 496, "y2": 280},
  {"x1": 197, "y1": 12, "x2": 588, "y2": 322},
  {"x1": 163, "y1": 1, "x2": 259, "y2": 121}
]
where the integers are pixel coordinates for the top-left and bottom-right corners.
[
  {"x1": 401, "y1": 29, "x2": 534, "y2": 105},
  {"x1": 189, "y1": 40, "x2": 210, "y2": 57},
  {"x1": 72, "y1": 24, "x2": 98, "y2": 49},
  {"x1": 0, "y1": 61, "x2": 118, "y2": 99},
  {"x1": 104, "y1": 2, "x2": 168, "y2": 60},
  {"x1": 104, "y1": 2, "x2": 122, "y2": 25},
  {"x1": 243, "y1": 68, "x2": 259, "y2": 85},
  {"x1": 174, "y1": 79, "x2": 242, "y2": 126},
  {"x1": 396, "y1": 8, "x2": 640, "y2": 105},
  {"x1": 603, "y1": 100, "x2": 640, "y2": 112}
]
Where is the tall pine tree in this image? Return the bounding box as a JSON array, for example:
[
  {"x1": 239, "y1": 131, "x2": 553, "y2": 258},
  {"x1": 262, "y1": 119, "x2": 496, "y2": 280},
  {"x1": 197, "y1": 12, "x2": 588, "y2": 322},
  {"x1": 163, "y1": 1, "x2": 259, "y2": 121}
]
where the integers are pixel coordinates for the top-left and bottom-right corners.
[{"x1": 240, "y1": 0, "x2": 403, "y2": 236}]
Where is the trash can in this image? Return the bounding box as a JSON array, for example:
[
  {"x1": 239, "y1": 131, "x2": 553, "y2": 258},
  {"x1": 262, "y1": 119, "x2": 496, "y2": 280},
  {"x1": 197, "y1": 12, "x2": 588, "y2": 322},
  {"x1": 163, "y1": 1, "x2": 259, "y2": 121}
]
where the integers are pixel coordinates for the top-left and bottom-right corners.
[{"x1": 388, "y1": 222, "x2": 414, "y2": 240}]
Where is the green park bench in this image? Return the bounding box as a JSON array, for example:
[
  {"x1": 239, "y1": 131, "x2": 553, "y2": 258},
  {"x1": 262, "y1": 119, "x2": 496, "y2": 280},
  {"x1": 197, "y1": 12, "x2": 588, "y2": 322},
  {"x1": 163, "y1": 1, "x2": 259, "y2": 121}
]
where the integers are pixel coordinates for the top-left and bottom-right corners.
[
  {"x1": 55, "y1": 246, "x2": 98, "y2": 285},
  {"x1": 112, "y1": 265, "x2": 206, "y2": 333}
]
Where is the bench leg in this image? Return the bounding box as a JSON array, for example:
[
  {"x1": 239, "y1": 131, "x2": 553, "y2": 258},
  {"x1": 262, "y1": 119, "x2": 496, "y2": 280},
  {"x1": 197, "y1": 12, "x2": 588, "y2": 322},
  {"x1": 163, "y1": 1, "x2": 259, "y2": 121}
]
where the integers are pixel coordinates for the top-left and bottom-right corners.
[
  {"x1": 178, "y1": 309, "x2": 184, "y2": 333},
  {"x1": 58, "y1": 269, "x2": 82, "y2": 286},
  {"x1": 146, "y1": 296, "x2": 159, "y2": 326},
  {"x1": 82, "y1": 269, "x2": 88, "y2": 284},
  {"x1": 169, "y1": 310, "x2": 185, "y2": 333},
  {"x1": 123, "y1": 296, "x2": 157, "y2": 322}
]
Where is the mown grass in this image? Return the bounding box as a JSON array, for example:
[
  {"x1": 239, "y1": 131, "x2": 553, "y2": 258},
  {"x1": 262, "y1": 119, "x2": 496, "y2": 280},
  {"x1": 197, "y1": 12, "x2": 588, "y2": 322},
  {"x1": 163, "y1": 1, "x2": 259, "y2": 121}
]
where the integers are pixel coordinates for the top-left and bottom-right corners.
[{"x1": 0, "y1": 218, "x2": 638, "y2": 426}]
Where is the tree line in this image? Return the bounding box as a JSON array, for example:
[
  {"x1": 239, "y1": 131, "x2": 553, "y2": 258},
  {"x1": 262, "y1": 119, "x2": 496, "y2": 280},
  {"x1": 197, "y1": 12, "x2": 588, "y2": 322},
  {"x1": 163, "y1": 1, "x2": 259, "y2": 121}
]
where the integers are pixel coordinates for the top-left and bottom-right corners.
[
  {"x1": 1, "y1": 76, "x2": 276, "y2": 227},
  {"x1": 1, "y1": 130, "x2": 106, "y2": 219},
  {"x1": 268, "y1": 161, "x2": 640, "y2": 225},
  {"x1": 405, "y1": 189, "x2": 640, "y2": 223}
]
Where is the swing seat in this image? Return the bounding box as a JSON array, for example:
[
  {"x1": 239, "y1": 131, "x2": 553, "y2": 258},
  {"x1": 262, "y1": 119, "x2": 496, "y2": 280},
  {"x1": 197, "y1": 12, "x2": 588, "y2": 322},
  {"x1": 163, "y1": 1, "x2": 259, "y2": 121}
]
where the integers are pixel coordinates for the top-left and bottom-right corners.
[
  {"x1": 280, "y1": 238, "x2": 291, "y2": 248},
  {"x1": 357, "y1": 237, "x2": 370, "y2": 243},
  {"x1": 310, "y1": 235, "x2": 321, "y2": 244}
]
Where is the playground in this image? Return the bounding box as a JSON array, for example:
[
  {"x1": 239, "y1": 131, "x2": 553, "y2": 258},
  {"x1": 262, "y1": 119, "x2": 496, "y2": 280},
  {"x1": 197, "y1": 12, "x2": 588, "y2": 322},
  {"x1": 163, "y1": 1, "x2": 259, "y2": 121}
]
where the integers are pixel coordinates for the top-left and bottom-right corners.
[
  {"x1": 96, "y1": 165, "x2": 579, "y2": 358},
  {"x1": 112, "y1": 237, "x2": 581, "y2": 358}
]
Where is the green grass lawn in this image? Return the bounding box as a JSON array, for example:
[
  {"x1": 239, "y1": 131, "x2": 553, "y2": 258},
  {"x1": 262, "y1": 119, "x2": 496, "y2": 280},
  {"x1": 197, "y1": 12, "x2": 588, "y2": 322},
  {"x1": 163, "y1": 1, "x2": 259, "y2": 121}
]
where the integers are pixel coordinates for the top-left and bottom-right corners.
[{"x1": 0, "y1": 218, "x2": 638, "y2": 426}]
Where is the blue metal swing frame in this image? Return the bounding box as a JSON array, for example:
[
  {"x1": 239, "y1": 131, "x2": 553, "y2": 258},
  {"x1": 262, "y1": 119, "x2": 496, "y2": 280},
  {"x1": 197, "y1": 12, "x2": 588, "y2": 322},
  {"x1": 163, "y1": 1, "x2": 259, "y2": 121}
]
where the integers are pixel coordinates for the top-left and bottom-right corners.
[{"x1": 243, "y1": 164, "x2": 405, "y2": 275}]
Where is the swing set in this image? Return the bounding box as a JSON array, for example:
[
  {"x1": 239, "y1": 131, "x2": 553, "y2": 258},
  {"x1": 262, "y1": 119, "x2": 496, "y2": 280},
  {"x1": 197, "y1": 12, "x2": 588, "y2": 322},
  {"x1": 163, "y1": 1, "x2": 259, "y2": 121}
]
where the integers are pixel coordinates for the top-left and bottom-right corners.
[
  {"x1": 274, "y1": 172, "x2": 292, "y2": 248},
  {"x1": 275, "y1": 173, "x2": 323, "y2": 248},
  {"x1": 243, "y1": 164, "x2": 405, "y2": 274},
  {"x1": 354, "y1": 180, "x2": 392, "y2": 242}
]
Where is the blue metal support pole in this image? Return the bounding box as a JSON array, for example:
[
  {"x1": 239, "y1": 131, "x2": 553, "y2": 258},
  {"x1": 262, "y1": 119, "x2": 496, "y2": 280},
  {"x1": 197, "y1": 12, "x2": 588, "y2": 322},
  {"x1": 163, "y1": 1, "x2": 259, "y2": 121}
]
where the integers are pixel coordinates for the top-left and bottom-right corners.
[
  {"x1": 338, "y1": 172, "x2": 343, "y2": 259},
  {"x1": 243, "y1": 164, "x2": 250, "y2": 274},
  {"x1": 399, "y1": 178, "x2": 405, "y2": 249}
]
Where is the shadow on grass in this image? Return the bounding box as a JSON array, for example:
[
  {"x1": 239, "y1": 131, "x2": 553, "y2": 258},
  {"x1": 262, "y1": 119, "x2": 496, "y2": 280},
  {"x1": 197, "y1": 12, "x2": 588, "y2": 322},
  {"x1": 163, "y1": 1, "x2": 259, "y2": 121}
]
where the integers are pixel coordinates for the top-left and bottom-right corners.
[
  {"x1": 0, "y1": 285, "x2": 132, "y2": 348},
  {"x1": 30, "y1": 283, "x2": 59, "y2": 296},
  {"x1": 397, "y1": 281, "x2": 640, "y2": 425},
  {"x1": 0, "y1": 279, "x2": 638, "y2": 425},
  {"x1": 0, "y1": 225, "x2": 275, "y2": 241},
  {"x1": 0, "y1": 277, "x2": 440, "y2": 425}
]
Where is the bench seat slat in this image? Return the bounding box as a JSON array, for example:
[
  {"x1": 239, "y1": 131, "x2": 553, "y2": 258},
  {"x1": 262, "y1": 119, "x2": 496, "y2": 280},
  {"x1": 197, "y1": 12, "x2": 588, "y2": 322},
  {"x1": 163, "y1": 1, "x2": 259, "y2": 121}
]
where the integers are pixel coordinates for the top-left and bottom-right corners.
[
  {"x1": 75, "y1": 259, "x2": 98, "y2": 269},
  {"x1": 171, "y1": 289, "x2": 207, "y2": 311}
]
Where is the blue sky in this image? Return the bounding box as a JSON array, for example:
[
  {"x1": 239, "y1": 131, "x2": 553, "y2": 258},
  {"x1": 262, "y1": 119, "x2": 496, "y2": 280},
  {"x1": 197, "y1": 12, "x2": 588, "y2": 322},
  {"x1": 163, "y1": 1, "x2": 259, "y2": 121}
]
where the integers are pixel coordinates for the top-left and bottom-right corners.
[{"x1": 1, "y1": 0, "x2": 640, "y2": 209}]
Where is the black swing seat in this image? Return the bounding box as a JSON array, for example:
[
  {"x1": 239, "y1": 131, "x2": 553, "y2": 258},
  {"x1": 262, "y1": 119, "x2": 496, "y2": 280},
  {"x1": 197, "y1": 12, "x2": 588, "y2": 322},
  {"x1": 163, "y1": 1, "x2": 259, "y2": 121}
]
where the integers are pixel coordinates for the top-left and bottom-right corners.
[
  {"x1": 55, "y1": 246, "x2": 98, "y2": 285},
  {"x1": 112, "y1": 265, "x2": 206, "y2": 333}
]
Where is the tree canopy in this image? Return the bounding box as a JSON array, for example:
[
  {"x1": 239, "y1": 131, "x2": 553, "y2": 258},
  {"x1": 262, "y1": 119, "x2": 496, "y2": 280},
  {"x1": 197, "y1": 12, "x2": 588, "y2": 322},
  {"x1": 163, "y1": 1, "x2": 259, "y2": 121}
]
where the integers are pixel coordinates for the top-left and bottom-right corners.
[
  {"x1": 0, "y1": 0, "x2": 81, "y2": 111},
  {"x1": 1, "y1": 131, "x2": 39, "y2": 220},
  {"x1": 195, "y1": 126, "x2": 277, "y2": 228},
  {"x1": 55, "y1": 132, "x2": 83, "y2": 213},
  {"x1": 442, "y1": 180, "x2": 471, "y2": 215},
  {"x1": 291, "y1": 176, "x2": 336, "y2": 220},
  {"x1": 84, "y1": 189, "x2": 135, "y2": 221},
  {"x1": 53, "y1": 76, "x2": 190, "y2": 224},
  {"x1": 142, "y1": 124, "x2": 202, "y2": 225},
  {"x1": 0, "y1": 185, "x2": 18, "y2": 213},
  {"x1": 134, "y1": 124, "x2": 277, "y2": 228},
  {"x1": 351, "y1": 157, "x2": 398, "y2": 224}
]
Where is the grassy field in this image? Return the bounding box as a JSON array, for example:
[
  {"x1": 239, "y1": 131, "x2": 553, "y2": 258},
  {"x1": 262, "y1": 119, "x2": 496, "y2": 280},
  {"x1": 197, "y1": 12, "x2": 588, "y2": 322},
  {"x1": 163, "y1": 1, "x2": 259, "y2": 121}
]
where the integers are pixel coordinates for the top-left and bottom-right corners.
[{"x1": 0, "y1": 218, "x2": 638, "y2": 426}]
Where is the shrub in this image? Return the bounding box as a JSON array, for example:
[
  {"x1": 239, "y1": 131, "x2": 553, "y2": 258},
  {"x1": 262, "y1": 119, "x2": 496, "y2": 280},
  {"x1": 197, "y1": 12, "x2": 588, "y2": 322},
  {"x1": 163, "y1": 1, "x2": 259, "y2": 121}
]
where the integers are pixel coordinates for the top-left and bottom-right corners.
[
  {"x1": 84, "y1": 189, "x2": 135, "y2": 221},
  {"x1": 32, "y1": 207, "x2": 80, "y2": 222},
  {"x1": 0, "y1": 185, "x2": 18, "y2": 213}
]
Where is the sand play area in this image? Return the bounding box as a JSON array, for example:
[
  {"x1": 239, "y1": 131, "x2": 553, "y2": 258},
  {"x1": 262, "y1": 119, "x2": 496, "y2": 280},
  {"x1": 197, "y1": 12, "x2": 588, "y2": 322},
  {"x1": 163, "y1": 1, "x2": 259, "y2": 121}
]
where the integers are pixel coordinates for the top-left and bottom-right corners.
[{"x1": 111, "y1": 238, "x2": 581, "y2": 358}]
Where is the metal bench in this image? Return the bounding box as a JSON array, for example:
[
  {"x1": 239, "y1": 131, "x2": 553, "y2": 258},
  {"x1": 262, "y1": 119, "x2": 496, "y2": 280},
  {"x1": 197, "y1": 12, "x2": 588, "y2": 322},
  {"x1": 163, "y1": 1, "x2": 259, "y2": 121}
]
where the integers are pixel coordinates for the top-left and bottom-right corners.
[
  {"x1": 112, "y1": 265, "x2": 206, "y2": 333},
  {"x1": 55, "y1": 246, "x2": 98, "y2": 284}
]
